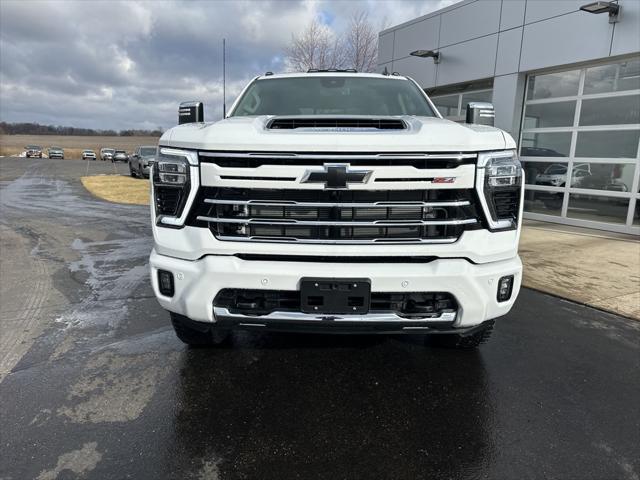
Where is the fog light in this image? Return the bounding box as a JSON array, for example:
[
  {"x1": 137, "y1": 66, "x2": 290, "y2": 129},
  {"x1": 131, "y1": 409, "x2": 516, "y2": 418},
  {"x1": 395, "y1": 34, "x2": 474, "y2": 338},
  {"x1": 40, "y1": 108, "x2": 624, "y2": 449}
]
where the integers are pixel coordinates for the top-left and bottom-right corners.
[
  {"x1": 497, "y1": 275, "x2": 514, "y2": 302},
  {"x1": 158, "y1": 270, "x2": 174, "y2": 297}
]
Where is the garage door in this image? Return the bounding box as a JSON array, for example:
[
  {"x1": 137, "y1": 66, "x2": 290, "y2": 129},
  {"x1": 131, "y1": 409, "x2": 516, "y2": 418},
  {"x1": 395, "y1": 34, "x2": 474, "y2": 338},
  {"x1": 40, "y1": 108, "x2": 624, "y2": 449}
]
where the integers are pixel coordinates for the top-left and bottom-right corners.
[{"x1": 519, "y1": 57, "x2": 640, "y2": 235}]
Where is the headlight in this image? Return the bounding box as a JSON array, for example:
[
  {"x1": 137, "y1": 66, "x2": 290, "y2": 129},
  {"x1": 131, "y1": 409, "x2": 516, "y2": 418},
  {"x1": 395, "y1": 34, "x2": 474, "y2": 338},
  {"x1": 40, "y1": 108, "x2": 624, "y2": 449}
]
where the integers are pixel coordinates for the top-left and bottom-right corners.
[
  {"x1": 152, "y1": 148, "x2": 199, "y2": 227},
  {"x1": 476, "y1": 150, "x2": 523, "y2": 230}
]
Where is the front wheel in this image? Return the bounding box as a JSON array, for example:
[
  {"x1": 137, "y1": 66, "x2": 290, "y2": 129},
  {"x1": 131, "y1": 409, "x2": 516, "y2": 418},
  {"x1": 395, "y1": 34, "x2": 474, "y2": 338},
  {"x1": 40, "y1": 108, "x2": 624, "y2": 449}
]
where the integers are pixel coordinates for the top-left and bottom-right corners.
[
  {"x1": 427, "y1": 322, "x2": 494, "y2": 349},
  {"x1": 170, "y1": 312, "x2": 230, "y2": 347}
]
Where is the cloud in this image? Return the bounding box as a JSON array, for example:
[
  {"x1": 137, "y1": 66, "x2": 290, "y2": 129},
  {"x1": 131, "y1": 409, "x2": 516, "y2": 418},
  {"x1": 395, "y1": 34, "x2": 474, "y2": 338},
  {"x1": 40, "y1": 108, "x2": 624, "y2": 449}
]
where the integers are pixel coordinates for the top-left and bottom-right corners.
[{"x1": 0, "y1": 0, "x2": 454, "y2": 130}]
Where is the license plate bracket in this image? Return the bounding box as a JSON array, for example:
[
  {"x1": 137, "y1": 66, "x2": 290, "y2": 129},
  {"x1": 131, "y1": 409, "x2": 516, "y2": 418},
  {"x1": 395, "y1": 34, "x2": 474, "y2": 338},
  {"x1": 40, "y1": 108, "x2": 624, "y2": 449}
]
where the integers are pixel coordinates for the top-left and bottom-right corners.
[{"x1": 300, "y1": 278, "x2": 371, "y2": 314}]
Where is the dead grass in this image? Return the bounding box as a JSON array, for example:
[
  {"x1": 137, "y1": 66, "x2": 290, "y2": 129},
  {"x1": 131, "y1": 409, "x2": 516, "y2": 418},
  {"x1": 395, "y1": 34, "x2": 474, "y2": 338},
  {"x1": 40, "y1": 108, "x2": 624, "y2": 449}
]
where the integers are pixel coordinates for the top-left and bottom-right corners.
[
  {"x1": 81, "y1": 175, "x2": 150, "y2": 205},
  {"x1": 0, "y1": 134, "x2": 160, "y2": 160},
  {"x1": 520, "y1": 226, "x2": 640, "y2": 320}
]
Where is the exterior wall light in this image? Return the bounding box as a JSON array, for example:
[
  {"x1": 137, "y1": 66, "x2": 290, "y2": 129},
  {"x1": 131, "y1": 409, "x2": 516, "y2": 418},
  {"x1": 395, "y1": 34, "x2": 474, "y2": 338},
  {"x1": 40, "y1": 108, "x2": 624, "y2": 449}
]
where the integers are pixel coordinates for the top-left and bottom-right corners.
[
  {"x1": 410, "y1": 49, "x2": 441, "y2": 64},
  {"x1": 580, "y1": 1, "x2": 620, "y2": 23}
]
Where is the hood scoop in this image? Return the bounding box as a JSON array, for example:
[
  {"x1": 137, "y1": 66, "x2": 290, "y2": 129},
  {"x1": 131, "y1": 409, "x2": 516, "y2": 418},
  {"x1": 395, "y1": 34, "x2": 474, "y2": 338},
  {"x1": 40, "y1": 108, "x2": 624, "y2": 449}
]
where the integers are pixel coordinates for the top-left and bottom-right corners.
[{"x1": 266, "y1": 117, "x2": 407, "y2": 131}]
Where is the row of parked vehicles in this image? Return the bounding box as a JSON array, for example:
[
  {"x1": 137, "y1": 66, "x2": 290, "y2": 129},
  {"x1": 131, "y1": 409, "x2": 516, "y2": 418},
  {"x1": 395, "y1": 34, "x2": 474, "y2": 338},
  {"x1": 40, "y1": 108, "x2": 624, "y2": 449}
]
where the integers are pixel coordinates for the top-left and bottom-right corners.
[
  {"x1": 99, "y1": 147, "x2": 156, "y2": 178},
  {"x1": 25, "y1": 145, "x2": 65, "y2": 159},
  {"x1": 23, "y1": 145, "x2": 156, "y2": 179}
]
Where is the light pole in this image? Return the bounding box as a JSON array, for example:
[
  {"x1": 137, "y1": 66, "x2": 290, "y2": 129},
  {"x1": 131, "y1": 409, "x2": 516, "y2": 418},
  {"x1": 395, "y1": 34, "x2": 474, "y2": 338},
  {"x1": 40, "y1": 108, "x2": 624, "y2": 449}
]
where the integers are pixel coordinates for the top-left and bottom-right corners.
[{"x1": 222, "y1": 38, "x2": 227, "y2": 118}]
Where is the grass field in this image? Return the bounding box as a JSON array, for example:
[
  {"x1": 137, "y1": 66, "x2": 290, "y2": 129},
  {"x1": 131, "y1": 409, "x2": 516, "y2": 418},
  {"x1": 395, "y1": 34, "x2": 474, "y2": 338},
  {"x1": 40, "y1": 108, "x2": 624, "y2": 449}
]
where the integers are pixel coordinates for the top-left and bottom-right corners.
[
  {"x1": 81, "y1": 175, "x2": 150, "y2": 205},
  {"x1": 0, "y1": 134, "x2": 160, "y2": 160}
]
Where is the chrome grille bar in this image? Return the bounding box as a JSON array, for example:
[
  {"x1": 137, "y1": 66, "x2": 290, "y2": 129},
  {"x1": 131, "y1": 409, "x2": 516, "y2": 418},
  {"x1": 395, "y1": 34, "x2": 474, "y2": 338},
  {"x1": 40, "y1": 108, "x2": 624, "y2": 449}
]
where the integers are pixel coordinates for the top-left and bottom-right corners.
[
  {"x1": 215, "y1": 235, "x2": 459, "y2": 244},
  {"x1": 197, "y1": 216, "x2": 477, "y2": 227},
  {"x1": 204, "y1": 198, "x2": 471, "y2": 208},
  {"x1": 200, "y1": 152, "x2": 477, "y2": 161}
]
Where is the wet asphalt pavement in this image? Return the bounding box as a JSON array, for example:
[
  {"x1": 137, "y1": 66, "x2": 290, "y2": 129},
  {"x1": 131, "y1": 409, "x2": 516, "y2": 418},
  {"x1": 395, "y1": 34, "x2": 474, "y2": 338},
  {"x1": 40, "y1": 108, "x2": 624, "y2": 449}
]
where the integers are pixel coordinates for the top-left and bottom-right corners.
[{"x1": 0, "y1": 157, "x2": 639, "y2": 480}]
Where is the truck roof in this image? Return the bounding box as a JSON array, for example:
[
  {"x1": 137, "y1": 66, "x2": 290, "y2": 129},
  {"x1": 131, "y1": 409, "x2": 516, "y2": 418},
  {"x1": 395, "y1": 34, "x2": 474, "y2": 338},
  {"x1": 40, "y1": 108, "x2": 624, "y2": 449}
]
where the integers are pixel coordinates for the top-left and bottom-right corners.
[{"x1": 256, "y1": 71, "x2": 408, "y2": 81}]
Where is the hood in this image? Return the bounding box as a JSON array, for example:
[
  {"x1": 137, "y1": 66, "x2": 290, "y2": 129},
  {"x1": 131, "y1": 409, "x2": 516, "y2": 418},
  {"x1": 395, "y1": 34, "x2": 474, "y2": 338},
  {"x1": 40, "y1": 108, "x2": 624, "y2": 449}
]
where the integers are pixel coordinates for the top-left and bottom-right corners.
[{"x1": 159, "y1": 116, "x2": 515, "y2": 152}]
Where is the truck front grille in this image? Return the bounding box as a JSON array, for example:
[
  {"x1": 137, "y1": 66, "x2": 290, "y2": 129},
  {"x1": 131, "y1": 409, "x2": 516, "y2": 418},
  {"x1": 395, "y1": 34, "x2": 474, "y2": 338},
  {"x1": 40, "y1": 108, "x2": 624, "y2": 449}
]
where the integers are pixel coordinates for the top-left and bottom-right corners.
[{"x1": 188, "y1": 188, "x2": 482, "y2": 244}]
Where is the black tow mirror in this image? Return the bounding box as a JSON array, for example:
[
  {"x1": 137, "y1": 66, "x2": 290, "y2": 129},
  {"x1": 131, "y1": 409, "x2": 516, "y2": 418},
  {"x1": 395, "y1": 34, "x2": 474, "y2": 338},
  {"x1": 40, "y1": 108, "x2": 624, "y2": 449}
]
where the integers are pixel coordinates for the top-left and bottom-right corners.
[
  {"x1": 465, "y1": 102, "x2": 495, "y2": 126},
  {"x1": 178, "y1": 101, "x2": 204, "y2": 125}
]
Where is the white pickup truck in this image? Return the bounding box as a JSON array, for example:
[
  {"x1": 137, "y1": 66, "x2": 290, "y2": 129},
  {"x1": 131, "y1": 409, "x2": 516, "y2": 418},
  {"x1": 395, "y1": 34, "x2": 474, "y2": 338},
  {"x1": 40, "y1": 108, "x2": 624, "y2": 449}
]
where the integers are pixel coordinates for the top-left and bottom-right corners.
[{"x1": 150, "y1": 72, "x2": 523, "y2": 349}]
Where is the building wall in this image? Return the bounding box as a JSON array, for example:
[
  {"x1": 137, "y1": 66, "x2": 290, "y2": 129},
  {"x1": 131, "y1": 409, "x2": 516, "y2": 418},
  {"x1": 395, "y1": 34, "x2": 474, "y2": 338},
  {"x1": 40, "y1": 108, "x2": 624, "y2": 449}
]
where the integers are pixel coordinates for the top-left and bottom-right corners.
[
  {"x1": 378, "y1": 0, "x2": 640, "y2": 139},
  {"x1": 379, "y1": 0, "x2": 640, "y2": 234}
]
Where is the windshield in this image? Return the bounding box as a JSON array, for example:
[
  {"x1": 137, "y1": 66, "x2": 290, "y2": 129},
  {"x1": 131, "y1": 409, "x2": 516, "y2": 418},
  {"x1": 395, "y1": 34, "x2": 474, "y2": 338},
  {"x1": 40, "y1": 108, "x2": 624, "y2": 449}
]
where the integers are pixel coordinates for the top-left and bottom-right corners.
[
  {"x1": 140, "y1": 147, "x2": 156, "y2": 156},
  {"x1": 545, "y1": 165, "x2": 567, "y2": 174},
  {"x1": 115, "y1": 150, "x2": 125, "y2": 154},
  {"x1": 104, "y1": 149, "x2": 114, "y2": 154},
  {"x1": 231, "y1": 76, "x2": 436, "y2": 117},
  {"x1": 27, "y1": 145, "x2": 41, "y2": 149}
]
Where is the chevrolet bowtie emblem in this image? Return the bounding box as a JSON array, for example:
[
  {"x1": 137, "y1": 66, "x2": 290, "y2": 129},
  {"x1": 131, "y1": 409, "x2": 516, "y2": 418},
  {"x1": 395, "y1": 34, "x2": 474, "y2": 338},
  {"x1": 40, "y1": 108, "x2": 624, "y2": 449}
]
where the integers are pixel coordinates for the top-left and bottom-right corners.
[{"x1": 300, "y1": 164, "x2": 373, "y2": 189}]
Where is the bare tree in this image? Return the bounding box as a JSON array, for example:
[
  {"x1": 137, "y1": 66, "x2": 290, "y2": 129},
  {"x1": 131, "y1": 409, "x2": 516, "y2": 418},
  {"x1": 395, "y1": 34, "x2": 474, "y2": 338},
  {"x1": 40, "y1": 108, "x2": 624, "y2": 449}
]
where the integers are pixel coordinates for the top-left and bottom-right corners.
[
  {"x1": 284, "y1": 20, "x2": 345, "y2": 72},
  {"x1": 284, "y1": 11, "x2": 379, "y2": 73},
  {"x1": 344, "y1": 11, "x2": 378, "y2": 73}
]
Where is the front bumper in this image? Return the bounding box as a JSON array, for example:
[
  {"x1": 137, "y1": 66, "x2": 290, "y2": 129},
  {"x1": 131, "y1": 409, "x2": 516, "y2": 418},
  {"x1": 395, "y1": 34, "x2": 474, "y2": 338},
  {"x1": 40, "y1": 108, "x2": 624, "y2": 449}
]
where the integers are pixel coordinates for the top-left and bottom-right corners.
[{"x1": 150, "y1": 250, "x2": 522, "y2": 329}]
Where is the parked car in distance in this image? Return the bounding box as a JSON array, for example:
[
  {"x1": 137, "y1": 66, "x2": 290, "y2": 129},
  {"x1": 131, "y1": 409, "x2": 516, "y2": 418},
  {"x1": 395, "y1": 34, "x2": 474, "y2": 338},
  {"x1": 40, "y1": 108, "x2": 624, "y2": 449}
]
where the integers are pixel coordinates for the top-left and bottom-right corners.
[
  {"x1": 47, "y1": 146, "x2": 64, "y2": 159},
  {"x1": 100, "y1": 148, "x2": 115, "y2": 161},
  {"x1": 82, "y1": 150, "x2": 97, "y2": 160},
  {"x1": 129, "y1": 145, "x2": 156, "y2": 178},
  {"x1": 25, "y1": 145, "x2": 43, "y2": 158},
  {"x1": 113, "y1": 150, "x2": 129, "y2": 162},
  {"x1": 535, "y1": 163, "x2": 591, "y2": 188}
]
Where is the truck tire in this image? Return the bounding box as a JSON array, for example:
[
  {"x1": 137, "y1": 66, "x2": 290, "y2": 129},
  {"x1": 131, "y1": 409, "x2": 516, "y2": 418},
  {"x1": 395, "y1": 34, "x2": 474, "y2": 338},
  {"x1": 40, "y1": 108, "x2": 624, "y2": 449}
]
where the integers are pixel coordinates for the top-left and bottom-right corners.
[
  {"x1": 428, "y1": 322, "x2": 493, "y2": 349},
  {"x1": 170, "y1": 312, "x2": 230, "y2": 346}
]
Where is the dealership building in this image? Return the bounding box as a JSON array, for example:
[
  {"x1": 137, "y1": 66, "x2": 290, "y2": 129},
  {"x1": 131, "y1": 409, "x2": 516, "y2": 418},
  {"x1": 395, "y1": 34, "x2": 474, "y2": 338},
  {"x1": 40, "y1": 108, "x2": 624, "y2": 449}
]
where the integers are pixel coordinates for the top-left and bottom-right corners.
[{"x1": 378, "y1": 0, "x2": 640, "y2": 235}]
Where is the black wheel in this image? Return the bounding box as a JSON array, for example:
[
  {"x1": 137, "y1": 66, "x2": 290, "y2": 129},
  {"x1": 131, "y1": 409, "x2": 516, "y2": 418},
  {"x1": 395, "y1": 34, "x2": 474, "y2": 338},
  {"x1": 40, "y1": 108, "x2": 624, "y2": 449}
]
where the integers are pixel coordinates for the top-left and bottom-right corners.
[
  {"x1": 427, "y1": 322, "x2": 494, "y2": 350},
  {"x1": 170, "y1": 312, "x2": 230, "y2": 346}
]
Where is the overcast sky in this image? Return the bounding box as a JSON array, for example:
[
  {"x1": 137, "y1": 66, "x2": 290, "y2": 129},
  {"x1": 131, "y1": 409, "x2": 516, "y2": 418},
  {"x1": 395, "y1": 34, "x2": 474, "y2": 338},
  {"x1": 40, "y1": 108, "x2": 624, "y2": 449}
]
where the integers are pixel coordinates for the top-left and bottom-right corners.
[{"x1": 0, "y1": 0, "x2": 455, "y2": 131}]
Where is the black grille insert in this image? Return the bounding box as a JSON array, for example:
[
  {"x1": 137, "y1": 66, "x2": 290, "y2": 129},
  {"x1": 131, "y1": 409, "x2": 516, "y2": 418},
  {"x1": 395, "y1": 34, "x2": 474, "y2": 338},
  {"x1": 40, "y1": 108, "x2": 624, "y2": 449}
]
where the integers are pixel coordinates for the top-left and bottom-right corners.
[
  {"x1": 492, "y1": 188, "x2": 520, "y2": 221},
  {"x1": 155, "y1": 186, "x2": 183, "y2": 216},
  {"x1": 214, "y1": 289, "x2": 457, "y2": 318},
  {"x1": 187, "y1": 188, "x2": 482, "y2": 243}
]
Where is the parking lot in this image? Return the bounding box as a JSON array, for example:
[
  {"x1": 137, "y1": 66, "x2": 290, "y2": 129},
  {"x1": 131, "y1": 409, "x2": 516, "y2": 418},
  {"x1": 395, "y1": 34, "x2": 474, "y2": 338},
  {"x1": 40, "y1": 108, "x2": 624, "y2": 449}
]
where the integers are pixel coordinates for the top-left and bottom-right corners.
[{"x1": 1, "y1": 157, "x2": 639, "y2": 480}]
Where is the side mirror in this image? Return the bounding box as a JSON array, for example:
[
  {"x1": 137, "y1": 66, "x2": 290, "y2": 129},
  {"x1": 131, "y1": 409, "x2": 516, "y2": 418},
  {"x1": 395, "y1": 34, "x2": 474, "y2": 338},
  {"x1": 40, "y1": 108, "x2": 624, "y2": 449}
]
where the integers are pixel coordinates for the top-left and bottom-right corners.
[
  {"x1": 465, "y1": 102, "x2": 495, "y2": 126},
  {"x1": 178, "y1": 101, "x2": 204, "y2": 125}
]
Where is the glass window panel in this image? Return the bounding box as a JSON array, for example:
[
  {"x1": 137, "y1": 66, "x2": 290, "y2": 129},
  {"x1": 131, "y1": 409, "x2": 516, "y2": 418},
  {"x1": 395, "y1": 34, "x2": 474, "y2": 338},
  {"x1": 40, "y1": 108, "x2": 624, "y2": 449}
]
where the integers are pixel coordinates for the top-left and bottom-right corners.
[
  {"x1": 520, "y1": 132, "x2": 572, "y2": 157},
  {"x1": 584, "y1": 58, "x2": 640, "y2": 94},
  {"x1": 571, "y1": 162, "x2": 636, "y2": 192},
  {"x1": 575, "y1": 130, "x2": 640, "y2": 158},
  {"x1": 461, "y1": 90, "x2": 493, "y2": 118},
  {"x1": 567, "y1": 194, "x2": 630, "y2": 224},
  {"x1": 523, "y1": 101, "x2": 576, "y2": 128},
  {"x1": 527, "y1": 70, "x2": 581, "y2": 100},
  {"x1": 522, "y1": 161, "x2": 569, "y2": 186},
  {"x1": 431, "y1": 94, "x2": 459, "y2": 117},
  {"x1": 633, "y1": 202, "x2": 640, "y2": 225},
  {"x1": 579, "y1": 95, "x2": 640, "y2": 126},
  {"x1": 524, "y1": 190, "x2": 564, "y2": 216}
]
